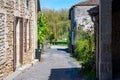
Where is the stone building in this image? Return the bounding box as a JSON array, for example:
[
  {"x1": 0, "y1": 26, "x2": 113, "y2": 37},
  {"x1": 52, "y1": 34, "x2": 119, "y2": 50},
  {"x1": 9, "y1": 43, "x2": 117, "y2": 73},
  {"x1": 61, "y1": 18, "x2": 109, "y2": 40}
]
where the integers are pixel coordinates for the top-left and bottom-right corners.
[
  {"x1": 0, "y1": 0, "x2": 40, "y2": 79},
  {"x1": 70, "y1": 0, "x2": 120, "y2": 80},
  {"x1": 69, "y1": 0, "x2": 98, "y2": 55}
]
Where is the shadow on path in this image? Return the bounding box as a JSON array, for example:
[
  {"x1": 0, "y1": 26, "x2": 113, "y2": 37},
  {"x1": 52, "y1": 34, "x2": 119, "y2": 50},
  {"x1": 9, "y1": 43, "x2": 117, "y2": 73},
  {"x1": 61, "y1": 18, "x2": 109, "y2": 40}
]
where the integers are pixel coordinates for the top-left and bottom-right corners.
[
  {"x1": 48, "y1": 68, "x2": 86, "y2": 80},
  {"x1": 57, "y1": 48, "x2": 69, "y2": 53}
]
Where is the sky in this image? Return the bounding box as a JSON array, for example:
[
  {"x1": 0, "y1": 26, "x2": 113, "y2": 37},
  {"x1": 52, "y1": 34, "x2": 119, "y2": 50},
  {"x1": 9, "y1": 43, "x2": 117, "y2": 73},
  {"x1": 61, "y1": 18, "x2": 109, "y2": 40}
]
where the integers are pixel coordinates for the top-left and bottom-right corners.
[{"x1": 40, "y1": 0, "x2": 85, "y2": 11}]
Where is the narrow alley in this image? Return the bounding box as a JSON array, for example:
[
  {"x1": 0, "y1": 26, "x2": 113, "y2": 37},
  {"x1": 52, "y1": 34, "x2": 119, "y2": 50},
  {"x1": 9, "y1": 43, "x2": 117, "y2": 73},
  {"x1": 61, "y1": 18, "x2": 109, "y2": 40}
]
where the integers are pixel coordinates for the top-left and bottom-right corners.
[{"x1": 14, "y1": 46, "x2": 85, "y2": 80}]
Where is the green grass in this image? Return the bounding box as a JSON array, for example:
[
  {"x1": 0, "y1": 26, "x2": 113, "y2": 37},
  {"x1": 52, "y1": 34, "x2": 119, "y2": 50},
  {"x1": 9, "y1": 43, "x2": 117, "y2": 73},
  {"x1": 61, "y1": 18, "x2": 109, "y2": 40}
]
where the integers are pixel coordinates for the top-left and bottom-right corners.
[{"x1": 50, "y1": 41, "x2": 67, "y2": 46}]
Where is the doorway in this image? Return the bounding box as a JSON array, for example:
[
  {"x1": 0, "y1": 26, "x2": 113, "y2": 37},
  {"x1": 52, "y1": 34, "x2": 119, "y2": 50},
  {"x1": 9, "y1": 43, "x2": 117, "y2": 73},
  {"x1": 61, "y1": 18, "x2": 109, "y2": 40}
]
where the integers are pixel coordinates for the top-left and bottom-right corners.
[
  {"x1": 112, "y1": 0, "x2": 120, "y2": 78},
  {"x1": 13, "y1": 17, "x2": 23, "y2": 71}
]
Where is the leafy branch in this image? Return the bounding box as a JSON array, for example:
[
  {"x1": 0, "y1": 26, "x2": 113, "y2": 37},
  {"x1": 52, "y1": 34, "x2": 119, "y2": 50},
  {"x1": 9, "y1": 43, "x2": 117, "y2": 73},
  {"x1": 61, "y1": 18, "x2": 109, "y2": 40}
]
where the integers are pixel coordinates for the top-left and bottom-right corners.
[{"x1": 37, "y1": 13, "x2": 51, "y2": 48}]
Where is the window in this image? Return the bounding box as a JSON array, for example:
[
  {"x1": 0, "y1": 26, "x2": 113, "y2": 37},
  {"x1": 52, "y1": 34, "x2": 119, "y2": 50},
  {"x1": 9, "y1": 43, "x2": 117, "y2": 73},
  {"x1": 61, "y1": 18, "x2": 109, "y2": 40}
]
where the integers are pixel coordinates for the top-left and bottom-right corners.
[{"x1": 26, "y1": 0, "x2": 29, "y2": 9}]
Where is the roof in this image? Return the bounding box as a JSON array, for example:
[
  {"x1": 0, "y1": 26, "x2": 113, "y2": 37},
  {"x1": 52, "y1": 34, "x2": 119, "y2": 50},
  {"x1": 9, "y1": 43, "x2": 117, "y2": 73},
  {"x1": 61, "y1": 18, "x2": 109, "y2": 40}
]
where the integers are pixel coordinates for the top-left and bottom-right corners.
[
  {"x1": 73, "y1": 0, "x2": 99, "y2": 6},
  {"x1": 69, "y1": 0, "x2": 99, "y2": 19},
  {"x1": 88, "y1": 6, "x2": 99, "y2": 16}
]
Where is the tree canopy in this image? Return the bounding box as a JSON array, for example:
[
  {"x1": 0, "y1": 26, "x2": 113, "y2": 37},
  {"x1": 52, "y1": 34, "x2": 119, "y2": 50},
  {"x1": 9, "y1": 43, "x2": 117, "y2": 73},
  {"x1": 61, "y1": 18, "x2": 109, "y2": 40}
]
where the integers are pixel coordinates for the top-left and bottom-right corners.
[{"x1": 41, "y1": 8, "x2": 70, "y2": 42}]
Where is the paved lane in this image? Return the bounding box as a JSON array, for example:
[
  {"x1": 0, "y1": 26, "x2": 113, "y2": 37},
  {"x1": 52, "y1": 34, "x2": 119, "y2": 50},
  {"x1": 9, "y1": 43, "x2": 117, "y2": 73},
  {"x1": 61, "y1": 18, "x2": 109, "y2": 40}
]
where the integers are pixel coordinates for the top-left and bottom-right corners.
[{"x1": 14, "y1": 46, "x2": 85, "y2": 80}]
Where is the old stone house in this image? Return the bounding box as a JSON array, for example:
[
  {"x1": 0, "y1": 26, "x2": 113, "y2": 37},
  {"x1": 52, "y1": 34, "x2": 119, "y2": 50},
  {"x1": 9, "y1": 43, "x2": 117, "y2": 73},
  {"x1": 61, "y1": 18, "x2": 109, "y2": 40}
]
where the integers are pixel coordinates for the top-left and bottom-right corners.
[
  {"x1": 0, "y1": 0, "x2": 40, "y2": 79},
  {"x1": 69, "y1": 0, "x2": 98, "y2": 55},
  {"x1": 70, "y1": 0, "x2": 120, "y2": 80}
]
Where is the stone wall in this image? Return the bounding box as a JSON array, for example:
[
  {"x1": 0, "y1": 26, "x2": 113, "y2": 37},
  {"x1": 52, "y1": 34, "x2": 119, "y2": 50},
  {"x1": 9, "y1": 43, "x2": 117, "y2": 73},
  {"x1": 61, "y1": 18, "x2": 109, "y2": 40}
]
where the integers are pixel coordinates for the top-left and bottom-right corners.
[
  {"x1": 0, "y1": 12, "x2": 6, "y2": 65},
  {"x1": 0, "y1": 0, "x2": 37, "y2": 79},
  {"x1": 74, "y1": 6, "x2": 95, "y2": 33},
  {"x1": 69, "y1": 5, "x2": 96, "y2": 55},
  {"x1": 0, "y1": 0, "x2": 14, "y2": 79}
]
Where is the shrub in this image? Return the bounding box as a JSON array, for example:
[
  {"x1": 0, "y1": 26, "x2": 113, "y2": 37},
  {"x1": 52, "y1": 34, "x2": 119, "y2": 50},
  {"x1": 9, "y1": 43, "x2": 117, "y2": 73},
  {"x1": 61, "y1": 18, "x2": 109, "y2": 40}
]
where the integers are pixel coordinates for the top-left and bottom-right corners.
[
  {"x1": 74, "y1": 29, "x2": 95, "y2": 79},
  {"x1": 37, "y1": 13, "x2": 51, "y2": 48}
]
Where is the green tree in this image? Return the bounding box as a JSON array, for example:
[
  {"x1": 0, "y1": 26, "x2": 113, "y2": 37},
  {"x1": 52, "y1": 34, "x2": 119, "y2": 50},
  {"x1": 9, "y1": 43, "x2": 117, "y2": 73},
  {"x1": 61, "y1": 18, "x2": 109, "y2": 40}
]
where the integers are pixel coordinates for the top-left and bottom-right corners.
[
  {"x1": 41, "y1": 8, "x2": 70, "y2": 42},
  {"x1": 37, "y1": 12, "x2": 50, "y2": 48}
]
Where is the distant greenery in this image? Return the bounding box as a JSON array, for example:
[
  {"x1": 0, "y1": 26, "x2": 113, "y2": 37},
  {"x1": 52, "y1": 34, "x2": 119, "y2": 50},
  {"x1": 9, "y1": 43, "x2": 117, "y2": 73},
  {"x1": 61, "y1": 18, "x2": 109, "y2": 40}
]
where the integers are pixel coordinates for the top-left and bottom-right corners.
[
  {"x1": 41, "y1": 8, "x2": 70, "y2": 44},
  {"x1": 50, "y1": 41, "x2": 67, "y2": 46},
  {"x1": 74, "y1": 28, "x2": 95, "y2": 79}
]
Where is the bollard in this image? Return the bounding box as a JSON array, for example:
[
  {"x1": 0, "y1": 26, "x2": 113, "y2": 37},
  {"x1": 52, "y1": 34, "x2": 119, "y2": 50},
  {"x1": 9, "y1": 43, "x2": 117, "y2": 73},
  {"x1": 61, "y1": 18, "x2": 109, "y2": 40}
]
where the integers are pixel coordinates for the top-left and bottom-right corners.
[{"x1": 35, "y1": 48, "x2": 41, "y2": 61}]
